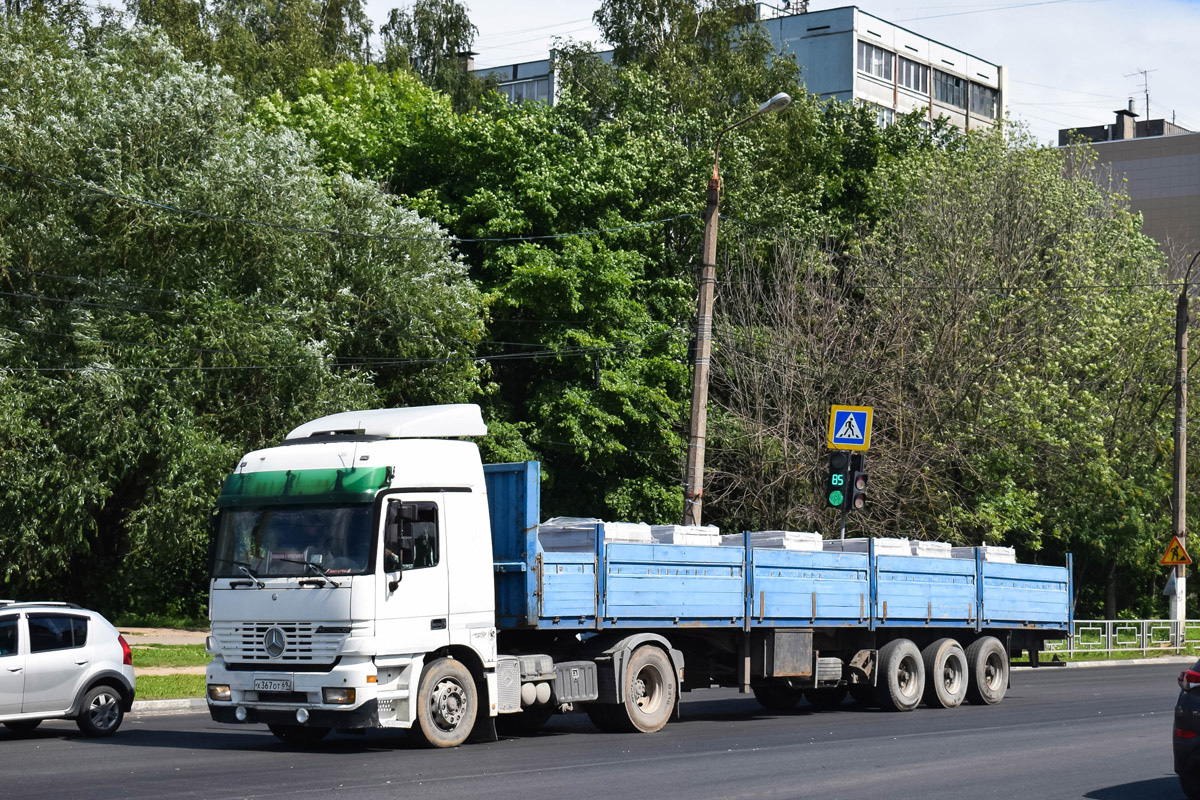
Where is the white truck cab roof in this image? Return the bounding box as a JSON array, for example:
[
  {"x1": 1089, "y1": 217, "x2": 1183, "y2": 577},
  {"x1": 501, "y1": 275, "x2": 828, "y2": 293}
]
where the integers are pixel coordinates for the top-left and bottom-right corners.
[{"x1": 286, "y1": 404, "x2": 487, "y2": 441}]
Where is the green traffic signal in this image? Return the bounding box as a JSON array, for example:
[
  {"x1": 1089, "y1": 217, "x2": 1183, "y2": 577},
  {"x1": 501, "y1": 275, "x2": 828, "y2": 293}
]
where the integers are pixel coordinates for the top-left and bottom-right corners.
[{"x1": 828, "y1": 489, "x2": 845, "y2": 507}]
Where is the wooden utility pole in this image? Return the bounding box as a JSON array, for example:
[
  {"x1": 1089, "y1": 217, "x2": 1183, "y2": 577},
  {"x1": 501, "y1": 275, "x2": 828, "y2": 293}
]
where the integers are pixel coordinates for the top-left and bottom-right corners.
[{"x1": 682, "y1": 93, "x2": 792, "y2": 526}]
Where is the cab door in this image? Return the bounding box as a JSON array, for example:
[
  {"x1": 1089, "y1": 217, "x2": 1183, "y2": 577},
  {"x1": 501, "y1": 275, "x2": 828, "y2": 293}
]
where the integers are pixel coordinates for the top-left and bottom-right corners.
[
  {"x1": 0, "y1": 614, "x2": 23, "y2": 716},
  {"x1": 376, "y1": 493, "x2": 450, "y2": 656}
]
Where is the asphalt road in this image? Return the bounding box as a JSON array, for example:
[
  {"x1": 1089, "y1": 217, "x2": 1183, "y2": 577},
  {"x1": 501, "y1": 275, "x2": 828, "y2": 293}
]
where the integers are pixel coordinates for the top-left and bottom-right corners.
[{"x1": 0, "y1": 663, "x2": 1184, "y2": 800}]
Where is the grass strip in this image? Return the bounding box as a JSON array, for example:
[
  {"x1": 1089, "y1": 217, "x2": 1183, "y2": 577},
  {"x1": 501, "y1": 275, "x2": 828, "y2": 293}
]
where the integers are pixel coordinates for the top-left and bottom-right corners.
[{"x1": 137, "y1": 674, "x2": 206, "y2": 701}]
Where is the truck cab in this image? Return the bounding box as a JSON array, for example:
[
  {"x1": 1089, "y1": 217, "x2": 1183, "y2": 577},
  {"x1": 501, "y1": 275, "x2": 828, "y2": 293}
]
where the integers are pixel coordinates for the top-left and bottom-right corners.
[{"x1": 205, "y1": 405, "x2": 498, "y2": 746}]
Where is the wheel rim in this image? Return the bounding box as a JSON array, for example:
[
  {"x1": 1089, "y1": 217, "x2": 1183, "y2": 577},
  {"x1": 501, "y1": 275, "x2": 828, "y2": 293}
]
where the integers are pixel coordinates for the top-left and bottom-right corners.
[
  {"x1": 630, "y1": 663, "x2": 664, "y2": 716},
  {"x1": 983, "y1": 651, "x2": 1005, "y2": 691},
  {"x1": 88, "y1": 690, "x2": 120, "y2": 731},
  {"x1": 429, "y1": 677, "x2": 468, "y2": 732},
  {"x1": 943, "y1": 654, "x2": 964, "y2": 695},
  {"x1": 897, "y1": 655, "x2": 920, "y2": 699}
]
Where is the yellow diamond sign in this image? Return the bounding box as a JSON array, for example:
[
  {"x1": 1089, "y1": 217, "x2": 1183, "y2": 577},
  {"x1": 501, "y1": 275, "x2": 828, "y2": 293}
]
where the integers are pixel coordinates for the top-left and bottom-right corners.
[{"x1": 1162, "y1": 535, "x2": 1192, "y2": 566}]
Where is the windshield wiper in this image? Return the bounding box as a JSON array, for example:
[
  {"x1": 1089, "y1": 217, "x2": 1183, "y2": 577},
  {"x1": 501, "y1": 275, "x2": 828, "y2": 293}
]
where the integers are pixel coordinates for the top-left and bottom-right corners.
[
  {"x1": 278, "y1": 558, "x2": 342, "y2": 588},
  {"x1": 213, "y1": 558, "x2": 265, "y2": 588}
]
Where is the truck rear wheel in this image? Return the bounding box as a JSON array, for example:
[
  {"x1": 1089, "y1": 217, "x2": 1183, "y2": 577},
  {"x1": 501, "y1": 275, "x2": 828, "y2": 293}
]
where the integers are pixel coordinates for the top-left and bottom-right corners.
[
  {"x1": 921, "y1": 638, "x2": 968, "y2": 709},
  {"x1": 752, "y1": 682, "x2": 804, "y2": 711},
  {"x1": 965, "y1": 636, "x2": 1008, "y2": 705},
  {"x1": 613, "y1": 646, "x2": 676, "y2": 733},
  {"x1": 412, "y1": 657, "x2": 478, "y2": 748},
  {"x1": 875, "y1": 639, "x2": 925, "y2": 712}
]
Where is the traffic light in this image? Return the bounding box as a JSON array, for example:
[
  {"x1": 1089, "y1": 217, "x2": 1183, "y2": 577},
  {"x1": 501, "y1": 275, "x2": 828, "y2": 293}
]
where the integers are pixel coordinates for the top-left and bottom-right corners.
[
  {"x1": 848, "y1": 453, "x2": 868, "y2": 510},
  {"x1": 826, "y1": 452, "x2": 850, "y2": 509}
]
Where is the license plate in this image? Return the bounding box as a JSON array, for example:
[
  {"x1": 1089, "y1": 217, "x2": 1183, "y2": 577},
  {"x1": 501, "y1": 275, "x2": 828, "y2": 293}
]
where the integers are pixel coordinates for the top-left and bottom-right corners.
[{"x1": 253, "y1": 678, "x2": 292, "y2": 693}]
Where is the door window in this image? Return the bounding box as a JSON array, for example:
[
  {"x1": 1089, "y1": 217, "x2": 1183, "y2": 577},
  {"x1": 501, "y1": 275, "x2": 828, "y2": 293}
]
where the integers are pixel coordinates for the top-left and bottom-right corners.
[
  {"x1": 384, "y1": 501, "x2": 440, "y2": 571},
  {"x1": 28, "y1": 614, "x2": 88, "y2": 653},
  {"x1": 0, "y1": 616, "x2": 17, "y2": 656}
]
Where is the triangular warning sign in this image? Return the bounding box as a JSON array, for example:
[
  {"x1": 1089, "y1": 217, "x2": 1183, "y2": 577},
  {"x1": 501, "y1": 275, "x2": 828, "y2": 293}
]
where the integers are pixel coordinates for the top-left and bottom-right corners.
[
  {"x1": 836, "y1": 415, "x2": 862, "y2": 441},
  {"x1": 1162, "y1": 535, "x2": 1192, "y2": 566}
]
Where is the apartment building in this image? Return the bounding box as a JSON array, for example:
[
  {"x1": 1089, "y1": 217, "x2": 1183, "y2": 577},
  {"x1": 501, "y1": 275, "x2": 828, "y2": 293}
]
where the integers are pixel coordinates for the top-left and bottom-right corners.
[{"x1": 473, "y1": 5, "x2": 1005, "y2": 133}]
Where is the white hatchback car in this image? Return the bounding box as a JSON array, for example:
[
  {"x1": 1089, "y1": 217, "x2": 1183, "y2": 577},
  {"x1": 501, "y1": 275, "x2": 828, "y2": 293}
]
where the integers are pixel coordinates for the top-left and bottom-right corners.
[{"x1": 0, "y1": 601, "x2": 136, "y2": 736}]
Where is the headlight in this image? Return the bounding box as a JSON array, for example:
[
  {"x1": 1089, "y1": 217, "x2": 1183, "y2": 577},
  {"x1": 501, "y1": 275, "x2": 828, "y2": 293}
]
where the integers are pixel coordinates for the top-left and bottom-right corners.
[
  {"x1": 322, "y1": 687, "x2": 356, "y2": 705},
  {"x1": 208, "y1": 684, "x2": 232, "y2": 702}
]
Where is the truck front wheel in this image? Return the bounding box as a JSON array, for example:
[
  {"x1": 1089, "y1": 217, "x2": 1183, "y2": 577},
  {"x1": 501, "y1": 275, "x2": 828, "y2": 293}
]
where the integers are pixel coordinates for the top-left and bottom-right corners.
[{"x1": 413, "y1": 657, "x2": 478, "y2": 748}]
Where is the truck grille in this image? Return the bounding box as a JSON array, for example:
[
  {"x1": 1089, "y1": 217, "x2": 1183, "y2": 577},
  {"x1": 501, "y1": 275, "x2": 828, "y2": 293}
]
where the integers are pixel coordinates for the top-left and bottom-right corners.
[{"x1": 212, "y1": 622, "x2": 344, "y2": 663}]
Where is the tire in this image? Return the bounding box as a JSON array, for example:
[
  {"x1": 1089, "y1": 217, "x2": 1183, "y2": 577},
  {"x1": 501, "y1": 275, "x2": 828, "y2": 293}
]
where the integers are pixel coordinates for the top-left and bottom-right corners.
[
  {"x1": 921, "y1": 638, "x2": 968, "y2": 709},
  {"x1": 752, "y1": 681, "x2": 805, "y2": 712},
  {"x1": 613, "y1": 646, "x2": 677, "y2": 733},
  {"x1": 496, "y1": 703, "x2": 555, "y2": 736},
  {"x1": 965, "y1": 636, "x2": 1008, "y2": 705},
  {"x1": 268, "y1": 724, "x2": 332, "y2": 745},
  {"x1": 75, "y1": 685, "x2": 125, "y2": 737},
  {"x1": 3, "y1": 720, "x2": 42, "y2": 734},
  {"x1": 412, "y1": 657, "x2": 478, "y2": 748},
  {"x1": 875, "y1": 639, "x2": 925, "y2": 712},
  {"x1": 804, "y1": 685, "x2": 848, "y2": 710}
]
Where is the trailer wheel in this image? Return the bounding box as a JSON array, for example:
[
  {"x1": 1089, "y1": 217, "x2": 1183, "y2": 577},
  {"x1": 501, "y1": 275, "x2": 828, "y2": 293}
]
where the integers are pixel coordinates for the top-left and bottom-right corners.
[
  {"x1": 614, "y1": 646, "x2": 676, "y2": 733},
  {"x1": 965, "y1": 636, "x2": 1008, "y2": 705},
  {"x1": 752, "y1": 682, "x2": 804, "y2": 712},
  {"x1": 268, "y1": 724, "x2": 331, "y2": 745},
  {"x1": 875, "y1": 639, "x2": 925, "y2": 712},
  {"x1": 921, "y1": 638, "x2": 968, "y2": 709},
  {"x1": 412, "y1": 657, "x2": 478, "y2": 747},
  {"x1": 804, "y1": 685, "x2": 848, "y2": 710}
]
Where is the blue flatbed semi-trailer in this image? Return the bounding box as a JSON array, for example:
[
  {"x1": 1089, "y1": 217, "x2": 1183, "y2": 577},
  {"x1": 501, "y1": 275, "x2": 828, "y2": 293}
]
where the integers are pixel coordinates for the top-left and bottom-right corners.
[{"x1": 485, "y1": 460, "x2": 1070, "y2": 726}]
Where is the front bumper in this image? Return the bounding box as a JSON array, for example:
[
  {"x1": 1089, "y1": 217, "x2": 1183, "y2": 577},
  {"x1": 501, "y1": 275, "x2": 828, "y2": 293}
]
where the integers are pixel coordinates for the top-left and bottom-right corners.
[
  {"x1": 209, "y1": 699, "x2": 380, "y2": 729},
  {"x1": 206, "y1": 656, "x2": 381, "y2": 729}
]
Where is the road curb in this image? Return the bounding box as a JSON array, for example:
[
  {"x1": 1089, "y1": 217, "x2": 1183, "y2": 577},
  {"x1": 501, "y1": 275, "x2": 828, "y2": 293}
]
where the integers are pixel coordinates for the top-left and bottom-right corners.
[
  {"x1": 131, "y1": 698, "x2": 207, "y2": 716},
  {"x1": 1013, "y1": 655, "x2": 1196, "y2": 670}
]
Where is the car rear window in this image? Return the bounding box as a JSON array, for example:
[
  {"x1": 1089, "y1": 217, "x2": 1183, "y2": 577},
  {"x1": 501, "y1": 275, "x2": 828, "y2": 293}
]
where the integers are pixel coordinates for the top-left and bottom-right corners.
[
  {"x1": 0, "y1": 616, "x2": 17, "y2": 656},
  {"x1": 28, "y1": 614, "x2": 89, "y2": 653}
]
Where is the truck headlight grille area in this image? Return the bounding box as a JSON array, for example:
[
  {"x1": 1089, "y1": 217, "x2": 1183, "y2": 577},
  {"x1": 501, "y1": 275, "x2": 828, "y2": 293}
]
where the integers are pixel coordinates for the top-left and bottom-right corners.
[{"x1": 211, "y1": 621, "x2": 344, "y2": 663}]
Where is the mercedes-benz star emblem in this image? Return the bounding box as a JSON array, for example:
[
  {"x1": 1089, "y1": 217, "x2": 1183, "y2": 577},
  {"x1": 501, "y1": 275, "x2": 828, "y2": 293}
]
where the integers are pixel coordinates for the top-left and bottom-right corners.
[{"x1": 264, "y1": 626, "x2": 286, "y2": 658}]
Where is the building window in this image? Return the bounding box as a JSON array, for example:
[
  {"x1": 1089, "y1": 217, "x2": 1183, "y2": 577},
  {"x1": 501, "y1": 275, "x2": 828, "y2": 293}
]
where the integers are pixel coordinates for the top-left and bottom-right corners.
[
  {"x1": 871, "y1": 104, "x2": 895, "y2": 127},
  {"x1": 857, "y1": 40, "x2": 892, "y2": 81},
  {"x1": 970, "y1": 83, "x2": 998, "y2": 119},
  {"x1": 933, "y1": 69, "x2": 966, "y2": 110},
  {"x1": 898, "y1": 56, "x2": 928, "y2": 95},
  {"x1": 502, "y1": 78, "x2": 550, "y2": 104}
]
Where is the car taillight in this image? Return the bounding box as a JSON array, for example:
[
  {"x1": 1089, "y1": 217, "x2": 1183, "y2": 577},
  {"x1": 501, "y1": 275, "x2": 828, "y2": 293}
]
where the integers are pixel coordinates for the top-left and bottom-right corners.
[
  {"x1": 1177, "y1": 729, "x2": 1199, "y2": 739},
  {"x1": 118, "y1": 634, "x2": 133, "y2": 666}
]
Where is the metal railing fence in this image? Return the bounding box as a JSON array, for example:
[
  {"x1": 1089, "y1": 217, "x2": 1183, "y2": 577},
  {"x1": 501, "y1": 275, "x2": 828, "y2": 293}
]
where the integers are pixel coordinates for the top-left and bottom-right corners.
[{"x1": 1042, "y1": 619, "x2": 1200, "y2": 657}]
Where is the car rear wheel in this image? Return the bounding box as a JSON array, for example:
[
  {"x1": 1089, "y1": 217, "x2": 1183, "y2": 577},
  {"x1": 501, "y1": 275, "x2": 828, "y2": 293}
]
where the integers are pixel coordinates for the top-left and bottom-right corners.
[{"x1": 75, "y1": 685, "x2": 124, "y2": 737}]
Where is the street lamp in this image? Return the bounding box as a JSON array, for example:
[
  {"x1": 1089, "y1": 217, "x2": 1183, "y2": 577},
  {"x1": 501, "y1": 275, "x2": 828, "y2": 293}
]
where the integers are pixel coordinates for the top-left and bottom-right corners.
[{"x1": 683, "y1": 92, "x2": 792, "y2": 526}]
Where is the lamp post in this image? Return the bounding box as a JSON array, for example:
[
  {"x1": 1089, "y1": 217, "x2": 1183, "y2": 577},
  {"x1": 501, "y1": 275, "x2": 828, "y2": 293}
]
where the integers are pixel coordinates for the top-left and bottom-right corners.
[
  {"x1": 1173, "y1": 250, "x2": 1200, "y2": 622},
  {"x1": 683, "y1": 92, "x2": 792, "y2": 526}
]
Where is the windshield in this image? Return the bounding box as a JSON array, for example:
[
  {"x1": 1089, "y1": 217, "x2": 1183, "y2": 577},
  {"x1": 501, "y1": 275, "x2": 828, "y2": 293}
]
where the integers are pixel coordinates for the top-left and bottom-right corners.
[{"x1": 211, "y1": 505, "x2": 375, "y2": 578}]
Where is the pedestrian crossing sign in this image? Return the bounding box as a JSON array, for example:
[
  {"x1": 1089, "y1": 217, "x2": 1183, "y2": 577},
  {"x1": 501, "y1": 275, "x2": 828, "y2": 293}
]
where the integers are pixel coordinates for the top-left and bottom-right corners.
[
  {"x1": 1162, "y1": 535, "x2": 1192, "y2": 566},
  {"x1": 827, "y1": 405, "x2": 872, "y2": 451}
]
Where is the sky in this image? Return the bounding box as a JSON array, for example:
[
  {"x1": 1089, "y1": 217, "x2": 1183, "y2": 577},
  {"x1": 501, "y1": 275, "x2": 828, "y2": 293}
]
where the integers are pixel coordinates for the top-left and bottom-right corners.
[{"x1": 362, "y1": 0, "x2": 1200, "y2": 146}]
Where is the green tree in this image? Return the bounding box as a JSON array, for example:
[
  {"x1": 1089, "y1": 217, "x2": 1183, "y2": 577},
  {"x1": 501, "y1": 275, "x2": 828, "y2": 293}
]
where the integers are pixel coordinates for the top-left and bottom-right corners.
[
  {"x1": 0, "y1": 17, "x2": 482, "y2": 614},
  {"x1": 379, "y1": 0, "x2": 487, "y2": 110}
]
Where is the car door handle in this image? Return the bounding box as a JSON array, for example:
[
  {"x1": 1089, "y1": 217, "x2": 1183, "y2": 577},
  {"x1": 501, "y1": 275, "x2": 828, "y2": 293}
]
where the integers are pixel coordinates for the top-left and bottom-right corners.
[
  {"x1": 5, "y1": 666, "x2": 21, "y2": 673},
  {"x1": 430, "y1": 618, "x2": 446, "y2": 630},
  {"x1": 75, "y1": 659, "x2": 89, "y2": 666}
]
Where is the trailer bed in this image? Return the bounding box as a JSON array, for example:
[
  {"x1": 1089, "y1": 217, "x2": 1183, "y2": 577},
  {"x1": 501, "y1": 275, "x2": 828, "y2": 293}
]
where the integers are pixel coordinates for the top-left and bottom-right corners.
[{"x1": 485, "y1": 462, "x2": 1071, "y2": 634}]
